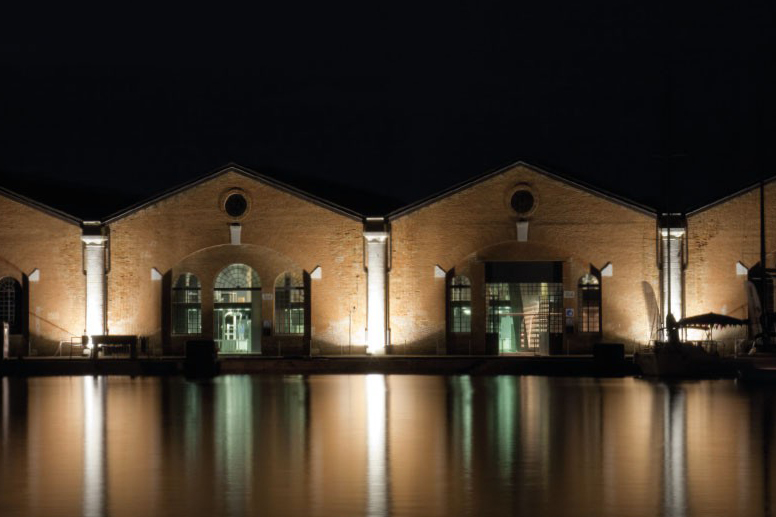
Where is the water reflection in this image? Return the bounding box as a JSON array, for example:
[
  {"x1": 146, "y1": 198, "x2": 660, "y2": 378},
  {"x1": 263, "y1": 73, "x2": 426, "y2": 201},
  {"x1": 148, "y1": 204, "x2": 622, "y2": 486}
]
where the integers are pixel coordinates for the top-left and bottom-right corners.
[
  {"x1": 365, "y1": 374, "x2": 388, "y2": 517},
  {"x1": 661, "y1": 384, "x2": 686, "y2": 517},
  {"x1": 0, "y1": 375, "x2": 776, "y2": 516},
  {"x1": 82, "y1": 377, "x2": 106, "y2": 517}
]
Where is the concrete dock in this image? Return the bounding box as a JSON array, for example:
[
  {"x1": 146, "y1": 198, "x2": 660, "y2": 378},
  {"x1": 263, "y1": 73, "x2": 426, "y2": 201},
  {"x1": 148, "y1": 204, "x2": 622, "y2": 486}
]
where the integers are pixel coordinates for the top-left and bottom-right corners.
[{"x1": 0, "y1": 354, "x2": 644, "y2": 377}]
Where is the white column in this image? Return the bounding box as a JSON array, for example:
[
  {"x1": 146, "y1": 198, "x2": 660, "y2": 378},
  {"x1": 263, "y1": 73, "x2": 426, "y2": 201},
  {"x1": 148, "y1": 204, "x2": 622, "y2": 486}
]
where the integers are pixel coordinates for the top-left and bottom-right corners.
[
  {"x1": 82, "y1": 233, "x2": 107, "y2": 337},
  {"x1": 661, "y1": 227, "x2": 684, "y2": 323},
  {"x1": 364, "y1": 228, "x2": 388, "y2": 355}
]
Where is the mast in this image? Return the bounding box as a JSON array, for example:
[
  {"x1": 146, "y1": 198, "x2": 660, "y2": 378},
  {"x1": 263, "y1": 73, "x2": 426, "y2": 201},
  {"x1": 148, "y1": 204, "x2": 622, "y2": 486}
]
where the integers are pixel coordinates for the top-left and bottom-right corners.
[
  {"x1": 667, "y1": 227, "x2": 672, "y2": 323},
  {"x1": 760, "y1": 180, "x2": 770, "y2": 348}
]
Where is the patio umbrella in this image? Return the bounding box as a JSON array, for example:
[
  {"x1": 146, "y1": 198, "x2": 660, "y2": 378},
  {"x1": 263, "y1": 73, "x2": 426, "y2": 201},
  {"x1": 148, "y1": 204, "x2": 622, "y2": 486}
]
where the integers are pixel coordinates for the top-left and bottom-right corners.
[
  {"x1": 677, "y1": 313, "x2": 748, "y2": 329},
  {"x1": 677, "y1": 312, "x2": 748, "y2": 341}
]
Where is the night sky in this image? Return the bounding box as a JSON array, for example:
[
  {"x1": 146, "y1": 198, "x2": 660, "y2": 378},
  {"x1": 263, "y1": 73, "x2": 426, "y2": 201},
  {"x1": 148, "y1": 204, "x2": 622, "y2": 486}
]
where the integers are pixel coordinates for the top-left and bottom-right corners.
[{"x1": 1, "y1": 3, "x2": 774, "y2": 219}]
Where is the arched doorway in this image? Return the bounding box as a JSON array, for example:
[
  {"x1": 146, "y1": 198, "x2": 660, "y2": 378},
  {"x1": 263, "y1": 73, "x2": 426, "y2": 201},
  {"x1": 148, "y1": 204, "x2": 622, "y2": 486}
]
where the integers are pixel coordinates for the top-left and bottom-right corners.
[
  {"x1": 214, "y1": 264, "x2": 262, "y2": 353},
  {"x1": 0, "y1": 277, "x2": 22, "y2": 334}
]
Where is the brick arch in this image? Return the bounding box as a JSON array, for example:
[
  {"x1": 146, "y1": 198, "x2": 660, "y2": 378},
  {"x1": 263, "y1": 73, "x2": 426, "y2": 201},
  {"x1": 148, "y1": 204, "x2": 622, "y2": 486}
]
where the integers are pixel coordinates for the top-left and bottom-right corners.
[
  {"x1": 166, "y1": 243, "x2": 305, "y2": 355},
  {"x1": 445, "y1": 239, "x2": 608, "y2": 355},
  {"x1": 0, "y1": 256, "x2": 24, "y2": 282},
  {"x1": 172, "y1": 243, "x2": 303, "y2": 292},
  {"x1": 452, "y1": 240, "x2": 592, "y2": 277}
]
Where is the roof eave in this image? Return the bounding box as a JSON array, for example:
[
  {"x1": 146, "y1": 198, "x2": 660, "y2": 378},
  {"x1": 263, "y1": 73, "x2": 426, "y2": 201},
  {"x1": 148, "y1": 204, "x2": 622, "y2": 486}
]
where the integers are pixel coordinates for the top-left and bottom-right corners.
[
  {"x1": 687, "y1": 175, "x2": 776, "y2": 217},
  {"x1": 387, "y1": 160, "x2": 657, "y2": 220},
  {"x1": 0, "y1": 186, "x2": 82, "y2": 226},
  {"x1": 102, "y1": 163, "x2": 365, "y2": 224}
]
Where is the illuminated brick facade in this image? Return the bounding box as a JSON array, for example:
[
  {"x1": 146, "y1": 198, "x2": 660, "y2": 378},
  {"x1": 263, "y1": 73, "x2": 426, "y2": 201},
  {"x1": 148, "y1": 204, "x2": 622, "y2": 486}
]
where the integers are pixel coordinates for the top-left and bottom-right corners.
[
  {"x1": 0, "y1": 189, "x2": 84, "y2": 355},
  {"x1": 0, "y1": 163, "x2": 769, "y2": 356},
  {"x1": 388, "y1": 163, "x2": 660, "y2": 354}
]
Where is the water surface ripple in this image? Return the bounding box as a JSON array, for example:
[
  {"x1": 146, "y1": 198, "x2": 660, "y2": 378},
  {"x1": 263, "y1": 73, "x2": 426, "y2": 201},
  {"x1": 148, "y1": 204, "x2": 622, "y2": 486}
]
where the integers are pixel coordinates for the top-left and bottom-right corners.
[{"x1": 0, "y1": 375, "x2": 775, "y2": 517}]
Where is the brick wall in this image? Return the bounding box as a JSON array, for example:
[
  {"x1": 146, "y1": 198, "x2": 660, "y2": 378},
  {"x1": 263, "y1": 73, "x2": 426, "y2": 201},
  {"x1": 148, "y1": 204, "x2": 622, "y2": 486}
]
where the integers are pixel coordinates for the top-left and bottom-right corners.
[
  {"x1": 106, "y1": 170, "x2": 366, "y2": 354},
  {"x1": 685, "y1": 182, "x2": 776, "y2": 343},
  {"x1": 0, "y1": 195, "x2": 84, "y2": 355},
  {"x1": 388, "y1": 164, "x2": 659, "y2": 353}
]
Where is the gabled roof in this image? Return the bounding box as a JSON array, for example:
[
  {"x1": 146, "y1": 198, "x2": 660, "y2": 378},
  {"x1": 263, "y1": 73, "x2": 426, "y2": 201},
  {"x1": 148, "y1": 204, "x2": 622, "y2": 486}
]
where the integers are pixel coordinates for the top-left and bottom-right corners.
[
  {"x1": 102, "y1": 163, "x2": 364, "y2": 224},
  {"x1": 687, "y1": 175, "x2": 776, "y2": 216},
  {"x1": 0, "y1": 185, "x2": 82, "y2": 226},
  {"x1": 387, "y1": 160, "x2": 657, "y2": 220}
]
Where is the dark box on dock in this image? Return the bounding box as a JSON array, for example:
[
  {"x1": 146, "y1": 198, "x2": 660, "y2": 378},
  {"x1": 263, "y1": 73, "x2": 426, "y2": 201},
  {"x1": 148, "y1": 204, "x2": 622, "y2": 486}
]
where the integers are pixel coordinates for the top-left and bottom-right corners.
[
  {"x1": 185, "y1": 339, "x2": 219, "y2": 377},
  {"x1": 593, "y1": 343, "x2": 625, "y2": 362}
]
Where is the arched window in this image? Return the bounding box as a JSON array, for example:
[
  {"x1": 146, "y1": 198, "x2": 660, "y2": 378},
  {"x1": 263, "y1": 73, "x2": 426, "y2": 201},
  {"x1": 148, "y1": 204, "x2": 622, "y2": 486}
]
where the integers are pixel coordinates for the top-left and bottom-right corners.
[
  {"x1": 450, "y1": 275, "x2": 471, "y2": 333},
  {"x1": 275, "y1": 272, "x2": 305, "y2": 335},
  {"x1": 172, "y1": 273, "x2": 201, "y2": 334},
  {"x1": 0, "y1": 277, "x2": 21, "y2": 334},
  {"x1": 214, "y1": 264, "x2": 262, "y2": 353},
  {"x1": 578, "y1": 273, "x2": 601, "y2": 333}
]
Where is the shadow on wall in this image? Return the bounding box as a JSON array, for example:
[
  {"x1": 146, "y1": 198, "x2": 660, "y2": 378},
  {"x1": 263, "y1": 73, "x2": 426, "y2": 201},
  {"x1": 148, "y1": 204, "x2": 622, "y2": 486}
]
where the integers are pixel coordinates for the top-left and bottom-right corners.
[
  {"x1": 642, "y1": 281, "x2": 660, "y2": 344},
  {"x1": 26, "y1": 312, "x2": 82, "y2": 356},
  {"x1": 309, "y1": 329, "x2": 446, "y2": 355},
  {"x1": 387, "y1": 329, "x2": 447, "y2": 355}
]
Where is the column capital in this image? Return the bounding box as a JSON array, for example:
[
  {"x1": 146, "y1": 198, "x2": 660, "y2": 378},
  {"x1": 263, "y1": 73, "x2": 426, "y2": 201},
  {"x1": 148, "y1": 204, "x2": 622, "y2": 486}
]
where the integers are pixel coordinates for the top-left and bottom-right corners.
[
  {"x1": 363, "y1": 231, "x2": 389, "y2": 242},
  {"x1": 81, "y1": 235, "x2": 108, "y2": 245}
]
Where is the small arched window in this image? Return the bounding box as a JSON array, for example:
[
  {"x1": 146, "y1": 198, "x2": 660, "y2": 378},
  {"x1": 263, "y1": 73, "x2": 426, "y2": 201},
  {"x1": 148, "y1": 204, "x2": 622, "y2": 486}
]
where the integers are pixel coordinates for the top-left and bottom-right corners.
[
  {"x1": 275, "y1": 272, "x2": 305, "y2": 334},
  {"x1": 0, "y1": 277, "x2": 22, "y2": 334},
  {"x1": 578, "y1": 273, "x2": 601, "y2": 333},
  {"x1": 450, "y1": 275, "x2": 472, "y2": 333},
  {"x1": 172, "y1": 273, "x2": 201, "y2": 334}
]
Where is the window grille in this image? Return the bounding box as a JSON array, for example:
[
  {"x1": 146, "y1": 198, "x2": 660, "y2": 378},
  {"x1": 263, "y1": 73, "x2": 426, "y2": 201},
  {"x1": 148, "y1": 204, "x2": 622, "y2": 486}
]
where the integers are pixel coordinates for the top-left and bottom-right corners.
[
  {"x1": 0, "y1": 277, "x2": 21, "y2": 334},
  {"x1": 578, "y1": 273, "x2": 601, "y2": 333},
  {"x1": 172, "y1": 273, "x2": 202, "y2": 334},
  {"x1": 486, "y1": 282, "x2": 563, "y2": 348},
  {"x1": 450, "y1": 275, "x2": 471, "y2": 333},
  {"x1": 214, "y1": 264, "x2": 261, "y2": 304},
  {"x1": 275, "y1": 272, "x2": 305, "y2": 334}
]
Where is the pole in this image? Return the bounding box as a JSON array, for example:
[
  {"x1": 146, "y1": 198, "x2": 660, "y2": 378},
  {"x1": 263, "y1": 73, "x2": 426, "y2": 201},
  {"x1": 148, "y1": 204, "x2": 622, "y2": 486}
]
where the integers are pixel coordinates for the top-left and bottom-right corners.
[
  {"x1": 761, "y1": 180, "x2": 770, "y2": 348},
  {"x1": 348, "y1": 306, "x2": 353, "y2": 354},
  {"x1": 667, "y1": 225, "x2": 672, "y2": 329}
]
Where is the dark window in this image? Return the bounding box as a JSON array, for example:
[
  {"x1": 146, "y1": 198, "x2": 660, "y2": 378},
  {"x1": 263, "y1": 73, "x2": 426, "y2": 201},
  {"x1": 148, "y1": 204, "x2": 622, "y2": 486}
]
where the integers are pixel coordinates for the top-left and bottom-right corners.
[
  {"x1": 450, "y1": 275, "x2": 471, "y2": 333},
  {"x1": 225, "y1": 193, "x2": 248, "y2": 217},
  {"x1": 0, "y1": 277, "x2": 22, "y2": 334},
  {"x1": 172, "y1": 273, "x2": 201, "y2": 334},
  {"x1": 578, "y1": 273, "x2": 601, "y2": 333},
  {"x1": 275, "y1": 272, "x2": 305, "y2": 334},
  {"x1": 510, "y1": 190, "x2": 534, "y2": 214}
]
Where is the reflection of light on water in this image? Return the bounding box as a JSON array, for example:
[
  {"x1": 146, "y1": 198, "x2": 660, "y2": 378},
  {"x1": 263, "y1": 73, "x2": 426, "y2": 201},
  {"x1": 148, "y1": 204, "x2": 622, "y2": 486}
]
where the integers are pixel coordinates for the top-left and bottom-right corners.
[
  {"x1": 365, "y1": 374, "x2": 387, "y2": 517},
  {"x1": 456, "y1": 376, "x2": 473, "y2": 485},
  {"x1": 663, "y1": 386, "x2": 686, "y2": 517},
  {"x1": 2, "y1": 377, "x2": 8, "y2": 449},
  {"x1": 83, "y1": 377, "x2": 105, "y2": 517},
  {"x1": 497, "y1": 376, "x2": 517, "y2": 481},
  {"x1": 216, "y1": 376, "x2": 254, "y2": 516},
  {"x1": 183, "y1": 382, "x2": 201, "y2": 466}
]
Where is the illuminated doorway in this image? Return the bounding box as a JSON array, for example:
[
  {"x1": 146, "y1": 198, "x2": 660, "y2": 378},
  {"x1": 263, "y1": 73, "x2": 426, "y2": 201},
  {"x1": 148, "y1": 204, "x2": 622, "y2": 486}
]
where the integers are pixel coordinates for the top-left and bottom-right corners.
[
  {"x1": 214, "y1": 264, "x2": 262, "y2": 354},
  {"x1": 485, "y1": 262, "x2": 563, "y2": 354}
]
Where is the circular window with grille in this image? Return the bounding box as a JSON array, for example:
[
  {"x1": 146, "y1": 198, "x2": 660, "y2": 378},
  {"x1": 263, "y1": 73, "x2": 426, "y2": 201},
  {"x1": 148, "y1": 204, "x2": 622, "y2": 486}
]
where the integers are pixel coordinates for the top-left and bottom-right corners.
[
  {"x1": 220, "y1": 189, "x2": 251, "y2": 219},
  {"x1": 225, "y1": 193, "x2": 248, "y2": 217},
  {"x1": 508, "y1": 185, "x2": 537, "y2": 216}
]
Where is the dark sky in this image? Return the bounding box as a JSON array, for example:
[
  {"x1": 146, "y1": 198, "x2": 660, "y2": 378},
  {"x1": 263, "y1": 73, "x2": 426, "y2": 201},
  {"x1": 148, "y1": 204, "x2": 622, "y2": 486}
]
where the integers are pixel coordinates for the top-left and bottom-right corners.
[{"x1": 1, "y1": 2, "x2": 774, "y2": 219}]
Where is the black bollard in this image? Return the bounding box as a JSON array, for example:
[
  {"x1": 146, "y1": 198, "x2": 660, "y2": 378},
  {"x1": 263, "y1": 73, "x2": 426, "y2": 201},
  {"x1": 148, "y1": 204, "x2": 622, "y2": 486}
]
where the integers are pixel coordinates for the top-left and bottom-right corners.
[{"x1": 184, "y1": 339, "x2": 219, "y2": 378}]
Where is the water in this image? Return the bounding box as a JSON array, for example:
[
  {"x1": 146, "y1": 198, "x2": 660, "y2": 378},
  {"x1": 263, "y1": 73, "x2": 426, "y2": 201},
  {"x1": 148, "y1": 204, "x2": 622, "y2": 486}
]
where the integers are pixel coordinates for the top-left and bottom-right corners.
[{"x1": 0, "y1": 374, "x2": 775, "y2": 517}]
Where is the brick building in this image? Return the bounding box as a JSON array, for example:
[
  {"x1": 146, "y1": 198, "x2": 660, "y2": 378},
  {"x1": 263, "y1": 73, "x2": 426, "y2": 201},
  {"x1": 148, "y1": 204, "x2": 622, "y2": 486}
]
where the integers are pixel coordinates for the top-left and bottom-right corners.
[{"x1": 0, "y1": 163, "x2": 769, "y2": 356}]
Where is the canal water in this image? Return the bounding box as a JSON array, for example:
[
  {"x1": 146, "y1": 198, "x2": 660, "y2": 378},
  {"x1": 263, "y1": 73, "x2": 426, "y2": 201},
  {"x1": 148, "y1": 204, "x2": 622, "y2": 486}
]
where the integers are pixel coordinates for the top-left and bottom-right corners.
[{"x1": 0, "y1": 375, "x2": 774, "y2": 517}]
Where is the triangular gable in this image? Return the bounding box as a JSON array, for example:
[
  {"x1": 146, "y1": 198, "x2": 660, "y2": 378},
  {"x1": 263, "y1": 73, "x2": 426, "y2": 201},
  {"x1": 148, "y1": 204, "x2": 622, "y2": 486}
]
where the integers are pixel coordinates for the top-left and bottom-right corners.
[
  {"x1": 0, "y1": 185, "x2": 82, "y2": 226},
  {"x1": 387, "y1": 160, "x2": 657, "y2": 220},
  {"x1": 102, "y1": 163, "x2": 364, "y2": 224},
  {"x1": 687, "y1": 175, "x2": 776, "y2": 217}
]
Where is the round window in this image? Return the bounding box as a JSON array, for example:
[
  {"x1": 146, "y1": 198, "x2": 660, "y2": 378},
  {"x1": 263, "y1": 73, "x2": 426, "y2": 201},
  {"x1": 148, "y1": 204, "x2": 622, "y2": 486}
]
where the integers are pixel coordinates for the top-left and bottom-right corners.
[
  {"x1": 510, "y1": 190, "x2": 535, "y2": 215},
  {"x1": 224, "y1": 193, "x2": 248, "y2": 217}
]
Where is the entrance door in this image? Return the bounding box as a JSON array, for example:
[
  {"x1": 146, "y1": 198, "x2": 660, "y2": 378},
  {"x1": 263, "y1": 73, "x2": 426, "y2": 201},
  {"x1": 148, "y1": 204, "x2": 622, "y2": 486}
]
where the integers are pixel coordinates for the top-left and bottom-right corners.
[
  {"x1": 485, "y1": 262, "x2": 563, "y2": 354},
  {"x1": 214, "y1": 264, "x2": 262, "y2": 354}
]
